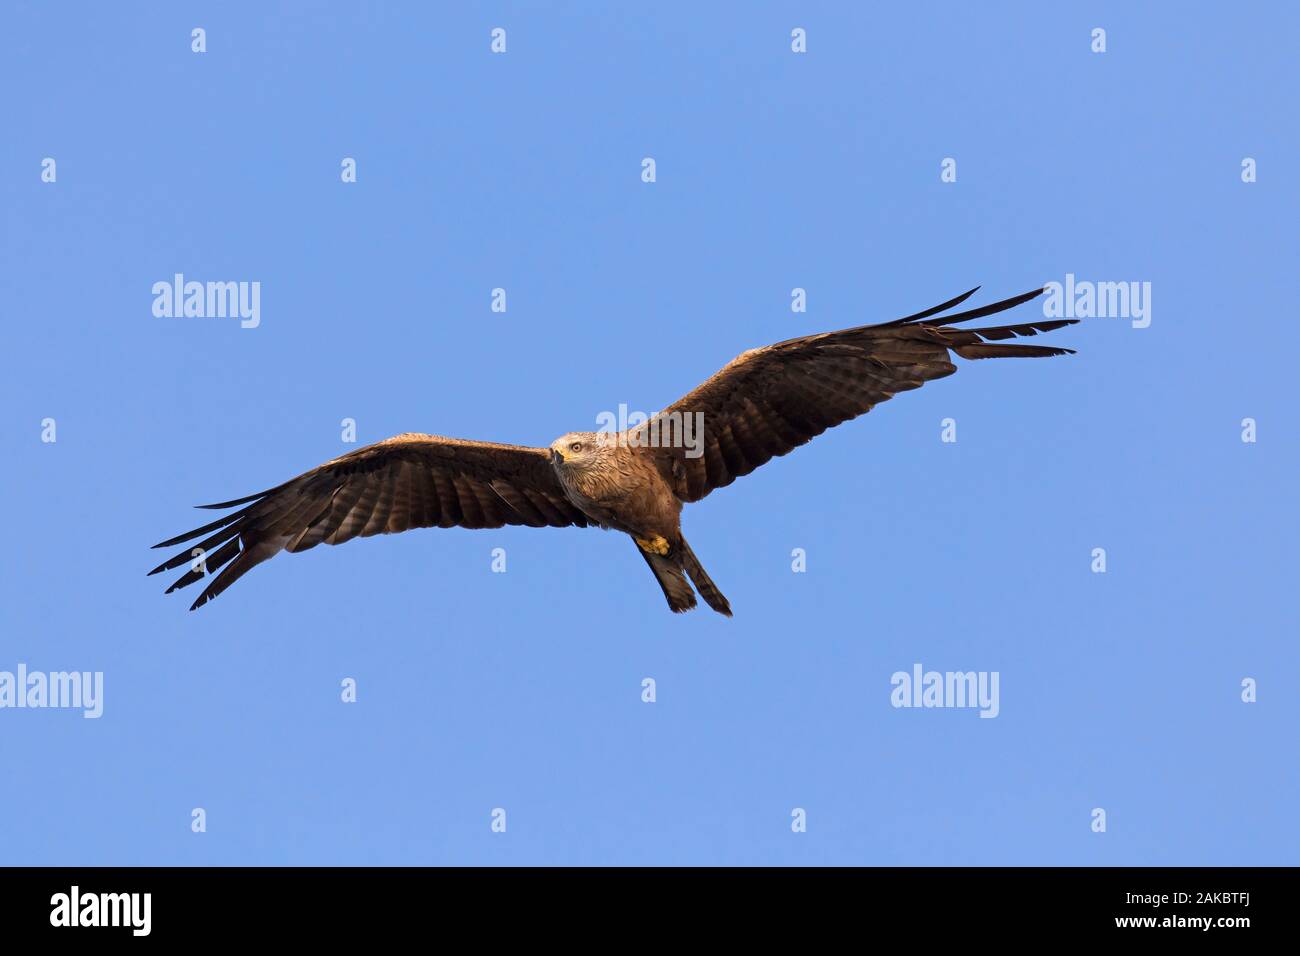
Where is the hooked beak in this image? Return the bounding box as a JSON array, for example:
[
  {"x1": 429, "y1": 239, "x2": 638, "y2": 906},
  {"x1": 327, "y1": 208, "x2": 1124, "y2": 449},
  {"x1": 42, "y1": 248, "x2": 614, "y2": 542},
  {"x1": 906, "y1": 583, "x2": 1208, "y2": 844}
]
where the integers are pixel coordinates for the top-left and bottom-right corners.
[{"x1": 550, "y1": 448, "x2": 564, "y2": 465}]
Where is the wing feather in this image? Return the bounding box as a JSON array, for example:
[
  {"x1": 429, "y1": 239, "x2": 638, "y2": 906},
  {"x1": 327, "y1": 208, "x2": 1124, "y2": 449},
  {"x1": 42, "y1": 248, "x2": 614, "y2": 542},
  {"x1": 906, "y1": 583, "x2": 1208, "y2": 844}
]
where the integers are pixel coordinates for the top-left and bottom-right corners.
[
  {"x1": 637, "y1": 288, "x2": 1076, "y2": 502},
  {"x1": 150, "y1": 434, "x2": 586, "y2": 610}
]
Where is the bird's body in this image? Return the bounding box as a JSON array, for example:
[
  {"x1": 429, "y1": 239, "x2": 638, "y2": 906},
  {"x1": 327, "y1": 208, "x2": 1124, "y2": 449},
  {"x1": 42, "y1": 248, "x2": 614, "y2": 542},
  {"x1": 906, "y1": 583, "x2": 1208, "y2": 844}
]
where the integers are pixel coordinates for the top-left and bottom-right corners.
[
  {"x1": 547, "y1": 430, "x2": 724, "y2": 613},
  {"x1": 549, "y1": 432, "x2": 679, "y2": 538},
  {"x1": 152, "y1": 287, "x2": 1077, "y2": 615}
]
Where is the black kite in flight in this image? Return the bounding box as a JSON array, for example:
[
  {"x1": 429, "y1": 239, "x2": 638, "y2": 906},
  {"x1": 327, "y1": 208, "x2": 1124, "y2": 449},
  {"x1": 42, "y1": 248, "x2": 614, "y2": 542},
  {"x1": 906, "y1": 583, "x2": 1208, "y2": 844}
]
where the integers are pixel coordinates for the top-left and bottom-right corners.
[{"x1": 151, "y1": 286, "x2": 1076, "y2": 615}]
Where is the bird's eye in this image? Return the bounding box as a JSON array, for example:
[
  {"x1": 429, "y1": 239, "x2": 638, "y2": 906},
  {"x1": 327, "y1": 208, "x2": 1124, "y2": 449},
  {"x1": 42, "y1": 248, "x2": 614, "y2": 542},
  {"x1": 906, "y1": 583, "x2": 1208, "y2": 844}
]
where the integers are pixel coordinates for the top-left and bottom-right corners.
[{"x1": 570, "y1": 442, "x2": 583, "y2": 453}]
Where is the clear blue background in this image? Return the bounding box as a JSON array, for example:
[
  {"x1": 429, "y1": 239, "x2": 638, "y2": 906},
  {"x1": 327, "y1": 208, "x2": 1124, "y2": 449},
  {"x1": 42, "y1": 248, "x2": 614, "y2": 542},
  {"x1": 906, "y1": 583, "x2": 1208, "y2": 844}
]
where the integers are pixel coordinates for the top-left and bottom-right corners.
[{"x1": 2, "y1": 2, "x2": 1296, "y2": 866}]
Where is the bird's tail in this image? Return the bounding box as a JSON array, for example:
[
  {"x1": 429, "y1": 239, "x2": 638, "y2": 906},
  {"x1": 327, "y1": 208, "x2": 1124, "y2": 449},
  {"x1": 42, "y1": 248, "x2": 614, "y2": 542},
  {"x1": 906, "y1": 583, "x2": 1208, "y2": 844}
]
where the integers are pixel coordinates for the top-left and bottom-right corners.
[
  {"x1": 679, "y1": 537, "x2": 732, "y2": 617},
  {"x1": 636, "y1": 543, "x2": 697, "y2": 614},
  {"x1": 634, "y1": 536, "x2": 732, "y2": 616}
]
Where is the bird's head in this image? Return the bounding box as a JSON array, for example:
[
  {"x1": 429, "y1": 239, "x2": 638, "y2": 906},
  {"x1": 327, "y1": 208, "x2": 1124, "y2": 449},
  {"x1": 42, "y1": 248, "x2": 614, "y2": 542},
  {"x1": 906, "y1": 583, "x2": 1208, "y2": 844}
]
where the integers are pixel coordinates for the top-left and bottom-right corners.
[{"x1": 549, "y1": 431, "x2": 607, "y2": 469}]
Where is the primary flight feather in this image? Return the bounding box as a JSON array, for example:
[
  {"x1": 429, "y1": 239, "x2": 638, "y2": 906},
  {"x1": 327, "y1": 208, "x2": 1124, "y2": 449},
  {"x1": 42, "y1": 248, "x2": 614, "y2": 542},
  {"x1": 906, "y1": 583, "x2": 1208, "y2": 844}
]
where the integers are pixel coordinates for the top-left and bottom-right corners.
[{"x1": 151, "y1": 286, "x2": 1076, "y2": 615}]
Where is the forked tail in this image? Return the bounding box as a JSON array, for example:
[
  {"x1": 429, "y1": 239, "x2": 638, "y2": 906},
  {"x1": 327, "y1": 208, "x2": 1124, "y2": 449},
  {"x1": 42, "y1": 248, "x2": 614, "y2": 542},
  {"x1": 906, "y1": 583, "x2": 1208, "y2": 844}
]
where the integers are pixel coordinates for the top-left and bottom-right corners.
[{"x1": 635, "y1": 535, "x2": 732, "y2": 617}]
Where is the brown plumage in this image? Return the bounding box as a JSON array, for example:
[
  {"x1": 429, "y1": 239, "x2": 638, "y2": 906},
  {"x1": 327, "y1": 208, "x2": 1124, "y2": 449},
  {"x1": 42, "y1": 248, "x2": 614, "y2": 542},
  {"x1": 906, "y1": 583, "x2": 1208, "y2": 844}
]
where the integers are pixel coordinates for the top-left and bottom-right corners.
[{"x1": 151, "y1": 286, "x2": 1076, "y2": 614}]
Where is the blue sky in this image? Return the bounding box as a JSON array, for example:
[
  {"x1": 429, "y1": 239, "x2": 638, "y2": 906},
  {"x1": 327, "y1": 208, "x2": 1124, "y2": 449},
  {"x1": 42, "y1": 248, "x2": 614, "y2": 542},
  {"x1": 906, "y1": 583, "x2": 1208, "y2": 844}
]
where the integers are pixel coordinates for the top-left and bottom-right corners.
[{"x1": 2, "y1": 2, "x2": 1296, "y2": 865}]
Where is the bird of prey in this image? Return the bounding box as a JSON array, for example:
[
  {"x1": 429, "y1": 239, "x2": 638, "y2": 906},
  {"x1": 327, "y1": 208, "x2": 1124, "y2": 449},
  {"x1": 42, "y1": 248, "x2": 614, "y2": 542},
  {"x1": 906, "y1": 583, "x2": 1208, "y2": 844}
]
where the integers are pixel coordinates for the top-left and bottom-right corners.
[{"x1": 151, "y1": 286, "x2": 1075, "y2": 615}]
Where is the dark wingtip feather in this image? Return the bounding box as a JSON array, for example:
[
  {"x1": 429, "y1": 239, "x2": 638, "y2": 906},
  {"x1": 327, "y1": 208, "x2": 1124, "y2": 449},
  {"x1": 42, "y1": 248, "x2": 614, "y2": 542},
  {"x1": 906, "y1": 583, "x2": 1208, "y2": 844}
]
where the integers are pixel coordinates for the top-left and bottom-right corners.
[
  {"x1": 885, "y1": 286, "x2": 983, "y2": 326},
  {"x1": 189, "y1": 587, "x2": 217, "y2": 611},
  {"x1": 182, "y1": 549, "x2": 266, "y2": 611},
  {"x1": 195, "y1": 489, "x2": 271, "y2": 510},
  {"x1": 161, "y1": 538, "x2": 241, "y2": 594},
  {"x1": 149, "y1": 553, "x2": 189, "y2": 576},
  {"x1": 151, "y1": 507, "x2": 249, "y2": 549},
  {"x1": 954, "y1": 343, "x2": 1075, "y2": 359},
  {"x1": 959, "y1": 317, "x2": 1079, "y2": 341},
  {"x1": 933, "y1": 287, "x2": 1047, "y2": 326}
]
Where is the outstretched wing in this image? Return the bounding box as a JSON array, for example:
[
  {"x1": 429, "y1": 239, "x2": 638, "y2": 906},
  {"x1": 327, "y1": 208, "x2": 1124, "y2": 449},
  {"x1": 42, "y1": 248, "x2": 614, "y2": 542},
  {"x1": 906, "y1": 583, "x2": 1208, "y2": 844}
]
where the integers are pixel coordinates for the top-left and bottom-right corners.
[
  {"x1": 637, "y1": 287, "x2": 1076, "y2": 503},
  {"x1": 149, "y1": 433, "x2": 586, "y2": 610}
]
